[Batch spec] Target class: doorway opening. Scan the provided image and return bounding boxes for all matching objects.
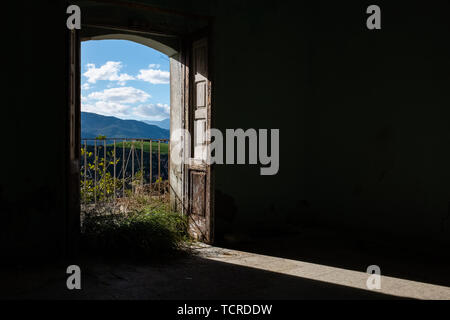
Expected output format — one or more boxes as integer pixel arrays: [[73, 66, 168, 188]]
[[68, 19, 214, 260], [67, 23, 214, 259], [80, 39, 171, 210], [76, 35, 186, 257]]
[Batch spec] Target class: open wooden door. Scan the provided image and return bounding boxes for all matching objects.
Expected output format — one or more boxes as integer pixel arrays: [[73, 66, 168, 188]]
[[185, 36, 214, 244]]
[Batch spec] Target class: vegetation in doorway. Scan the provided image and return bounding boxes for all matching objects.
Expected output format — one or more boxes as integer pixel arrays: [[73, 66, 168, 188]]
[[81, 192, 190, 259], [80, 147, 123, 203], [80, 132, 177, 258]]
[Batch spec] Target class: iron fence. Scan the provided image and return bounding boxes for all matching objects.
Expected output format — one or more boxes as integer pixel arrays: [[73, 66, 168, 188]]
[[81, 138, 170, 205]]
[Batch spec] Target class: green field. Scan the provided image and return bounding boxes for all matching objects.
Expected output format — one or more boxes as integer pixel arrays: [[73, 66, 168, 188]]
[[109, 141, 169, 154]]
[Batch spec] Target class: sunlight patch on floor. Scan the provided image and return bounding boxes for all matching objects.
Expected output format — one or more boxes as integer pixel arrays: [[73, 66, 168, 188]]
[[192, 244, 450, 300]]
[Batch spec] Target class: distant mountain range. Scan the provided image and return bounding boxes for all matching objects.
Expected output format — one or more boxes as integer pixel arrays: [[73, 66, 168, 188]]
[[81, 112, 170, 139], [143, 118, 170, 130]]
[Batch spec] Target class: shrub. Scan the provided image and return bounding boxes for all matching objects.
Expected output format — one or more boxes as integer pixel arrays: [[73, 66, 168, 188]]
[[80, 147, 124, 203], [81, 197, 189, 259]]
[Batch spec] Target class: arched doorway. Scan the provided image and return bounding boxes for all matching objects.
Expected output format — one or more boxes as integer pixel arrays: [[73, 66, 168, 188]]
[[66, 14, 214, 256]]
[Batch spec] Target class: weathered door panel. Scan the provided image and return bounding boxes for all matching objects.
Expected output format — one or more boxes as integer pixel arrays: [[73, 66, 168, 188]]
[[192, 38, 209, 161], [190, 170, 206, 217], [186, 37, 213, 243]]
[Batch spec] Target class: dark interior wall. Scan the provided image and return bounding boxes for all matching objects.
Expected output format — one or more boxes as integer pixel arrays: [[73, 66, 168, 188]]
[[2, 0, 449, 260], [210, 0, 450, 251], [1, 1, 69, 260], [0, 0, 213, 261], [211, 1, 310, 237]]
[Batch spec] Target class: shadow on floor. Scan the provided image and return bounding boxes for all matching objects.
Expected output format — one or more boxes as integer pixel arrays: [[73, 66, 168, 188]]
[[0, 253, 406, 300]]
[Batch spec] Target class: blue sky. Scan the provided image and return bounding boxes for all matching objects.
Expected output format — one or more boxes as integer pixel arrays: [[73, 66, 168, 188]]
[[81, 40, 170, 122]]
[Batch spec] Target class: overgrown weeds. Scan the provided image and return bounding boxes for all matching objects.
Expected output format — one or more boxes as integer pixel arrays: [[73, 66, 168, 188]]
[[81, 191, 190, 259]]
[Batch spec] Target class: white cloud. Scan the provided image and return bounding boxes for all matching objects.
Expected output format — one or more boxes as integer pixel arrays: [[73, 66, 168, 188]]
[[137, 65, 170, 84], [83, 61, 135, 85], [82, 86, 169, 121], [82, 101, 130, 118], [81, 83, 90, 90], [134, 103, 170, 121], [88, 87, 150, 104]]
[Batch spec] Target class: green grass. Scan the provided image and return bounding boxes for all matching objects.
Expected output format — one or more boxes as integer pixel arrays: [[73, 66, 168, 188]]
[[81, 196, 189, 258], [109, 141, 169, 155]]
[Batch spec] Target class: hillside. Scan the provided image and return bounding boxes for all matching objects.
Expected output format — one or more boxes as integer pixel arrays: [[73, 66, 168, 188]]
[[143, 118, 170, 130], [81, 112, 170, 139]]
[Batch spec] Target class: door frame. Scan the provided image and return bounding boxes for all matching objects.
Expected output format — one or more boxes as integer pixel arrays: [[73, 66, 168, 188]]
[[66, 28, 81, 257], [66, 25, 215, 257]]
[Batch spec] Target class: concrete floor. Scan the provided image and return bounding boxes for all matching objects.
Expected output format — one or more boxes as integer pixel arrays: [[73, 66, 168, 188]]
[[195, 244, 450, 300], [1, 242, 449, 300]]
